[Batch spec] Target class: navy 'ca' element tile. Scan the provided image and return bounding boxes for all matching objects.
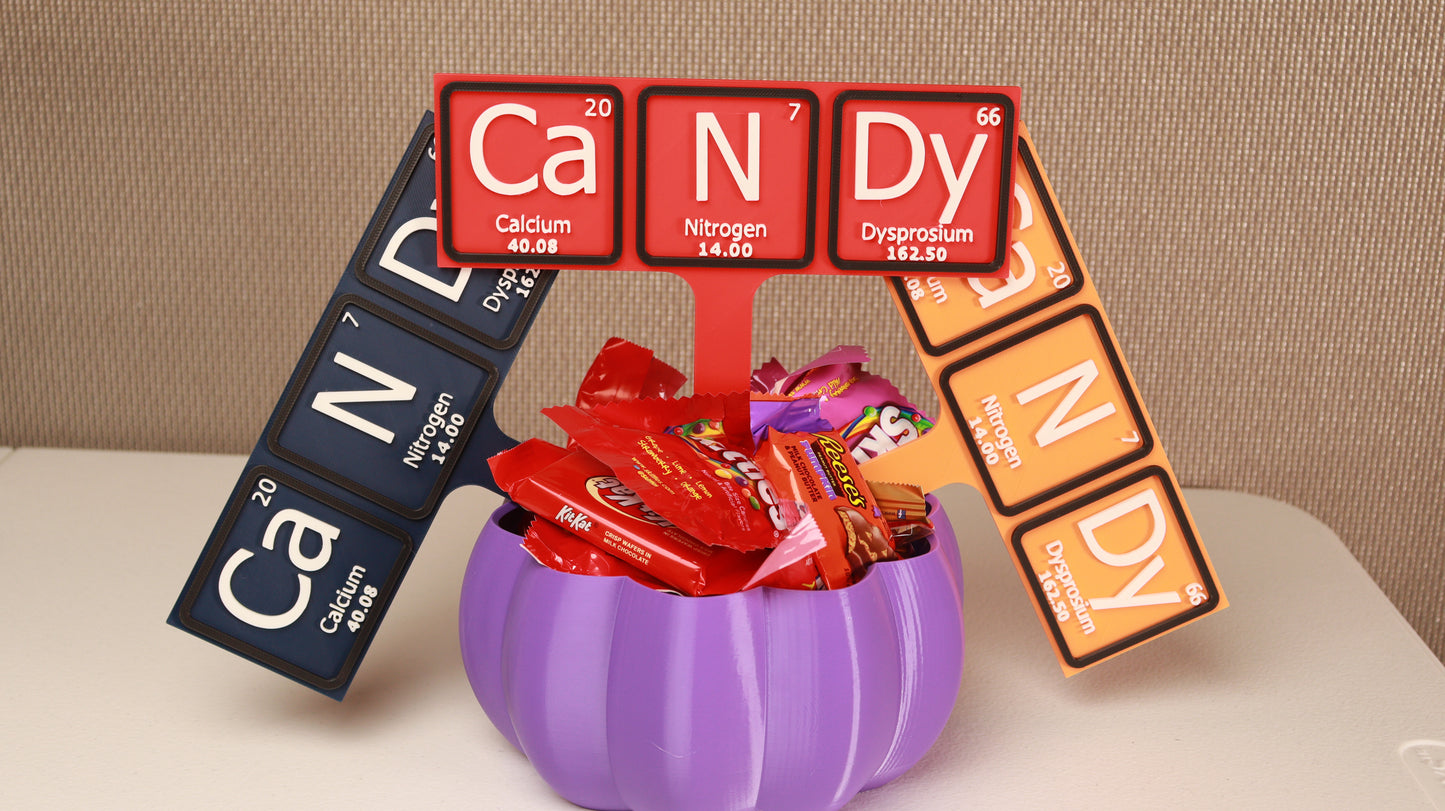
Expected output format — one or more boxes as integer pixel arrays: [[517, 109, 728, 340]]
[[175, 468, 413, 691], [268, 296, 497, 519], [353, 132, 551, 351]]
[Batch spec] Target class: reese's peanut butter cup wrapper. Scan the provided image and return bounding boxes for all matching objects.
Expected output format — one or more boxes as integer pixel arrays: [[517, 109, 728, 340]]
[[835, 506, 898, 570], [755, 430, 898, 587], [544, 396, 792, 552], [489, 438, 765, 595], [866, 480, 931, 527]]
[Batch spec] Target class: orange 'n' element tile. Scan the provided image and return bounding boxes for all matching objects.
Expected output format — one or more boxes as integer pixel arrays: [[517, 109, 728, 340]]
[[940, 306, 1151, 515]]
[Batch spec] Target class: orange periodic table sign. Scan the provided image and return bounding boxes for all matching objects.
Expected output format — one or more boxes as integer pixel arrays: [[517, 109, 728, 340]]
[[862, 123, 1226, 673], [433, 74, 1020, 276]]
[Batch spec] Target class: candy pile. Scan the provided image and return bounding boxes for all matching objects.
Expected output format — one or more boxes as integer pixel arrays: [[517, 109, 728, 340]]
[[489, 338, 936, 595]]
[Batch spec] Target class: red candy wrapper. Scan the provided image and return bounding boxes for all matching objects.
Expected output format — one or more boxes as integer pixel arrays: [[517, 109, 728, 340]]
[[544, 394, 793, 552], [523, 518, 673, 591], [492, 340, 927, 596], [490, 438, 766, 595], [575, 337, 687, 410], [750, 345, 870, 395]]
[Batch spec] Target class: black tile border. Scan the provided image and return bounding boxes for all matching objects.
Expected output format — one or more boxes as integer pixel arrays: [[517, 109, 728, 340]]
[[1010, 466, 1221, 668], [634, 85, 820, 269], [828, 89, 1015, 274], [266, 295, 499, 520], [437, 80, 624, 266], [174, 465, 416, 691], [890, 133, 1082, 356]]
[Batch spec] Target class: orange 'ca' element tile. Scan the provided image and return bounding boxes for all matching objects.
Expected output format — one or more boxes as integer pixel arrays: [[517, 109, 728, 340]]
[[893, 162, 1082, 355]]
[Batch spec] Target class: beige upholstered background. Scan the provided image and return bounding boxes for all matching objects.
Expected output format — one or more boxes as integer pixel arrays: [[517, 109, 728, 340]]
[[3, 3, 1442, 662]]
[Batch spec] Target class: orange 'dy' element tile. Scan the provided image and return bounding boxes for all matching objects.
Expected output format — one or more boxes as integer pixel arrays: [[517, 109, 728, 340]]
[[1013, 468, 1220, 668]]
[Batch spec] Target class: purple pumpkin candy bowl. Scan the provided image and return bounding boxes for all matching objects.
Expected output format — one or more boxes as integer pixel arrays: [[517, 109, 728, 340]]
[[458, 496, 965, 811]]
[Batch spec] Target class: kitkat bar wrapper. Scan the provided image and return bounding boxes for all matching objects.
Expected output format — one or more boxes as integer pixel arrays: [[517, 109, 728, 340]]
[[575, 337, 686, 411], [489, 438, 764, 596], [753, 346, 934, 464], [523, 518, 672, 590], [544, 395, 792, 552]]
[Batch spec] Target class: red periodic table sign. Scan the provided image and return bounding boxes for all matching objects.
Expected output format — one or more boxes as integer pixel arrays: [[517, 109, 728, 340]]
[[435, 74, 1020, 276]]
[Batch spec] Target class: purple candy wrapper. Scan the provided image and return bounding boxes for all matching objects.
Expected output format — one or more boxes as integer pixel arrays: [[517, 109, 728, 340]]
[[748, 396, 831, 444], [751, 346, 934, 463]]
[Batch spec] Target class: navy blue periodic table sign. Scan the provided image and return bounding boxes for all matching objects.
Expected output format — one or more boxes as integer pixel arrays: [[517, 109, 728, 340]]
[[168, 114, 556, 699]]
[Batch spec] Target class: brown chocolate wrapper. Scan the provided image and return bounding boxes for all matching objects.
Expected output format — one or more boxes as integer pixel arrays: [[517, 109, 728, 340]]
[[865, 480, 934, 558]]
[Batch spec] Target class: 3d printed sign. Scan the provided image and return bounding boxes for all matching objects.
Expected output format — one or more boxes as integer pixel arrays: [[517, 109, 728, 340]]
[[169, 78, 1225, 698], [168, 115, 557, 697], [862, 125, 1224, 672], [434, 74, 1020, 276], [435, 74, 1020, 392]]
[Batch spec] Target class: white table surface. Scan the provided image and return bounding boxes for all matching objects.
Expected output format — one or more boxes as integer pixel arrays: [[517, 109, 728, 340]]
[[1, 447, 1443, 809]]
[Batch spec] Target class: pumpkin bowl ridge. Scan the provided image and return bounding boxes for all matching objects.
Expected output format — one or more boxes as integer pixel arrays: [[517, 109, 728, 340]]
[[459, 497, 965, 811]]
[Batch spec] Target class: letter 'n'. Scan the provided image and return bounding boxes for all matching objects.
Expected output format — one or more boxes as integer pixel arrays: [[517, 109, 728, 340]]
[[311, 352, 417, 444], [1016, 359, 1117, 447], [696, 112, 760, 202]]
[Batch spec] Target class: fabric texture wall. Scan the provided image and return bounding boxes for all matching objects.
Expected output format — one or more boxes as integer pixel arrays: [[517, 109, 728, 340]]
[[2, 2, 1441, 661]]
